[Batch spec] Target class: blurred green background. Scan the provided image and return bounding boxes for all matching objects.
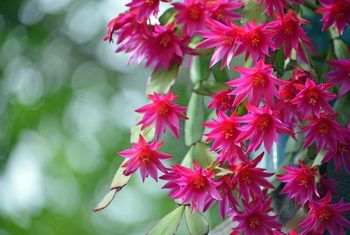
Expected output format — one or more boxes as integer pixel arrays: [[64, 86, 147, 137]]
[[0, 0, 192, 234]]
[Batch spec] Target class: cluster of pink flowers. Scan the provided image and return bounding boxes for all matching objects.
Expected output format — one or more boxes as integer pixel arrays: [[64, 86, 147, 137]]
[[104, 0, 350, 234]]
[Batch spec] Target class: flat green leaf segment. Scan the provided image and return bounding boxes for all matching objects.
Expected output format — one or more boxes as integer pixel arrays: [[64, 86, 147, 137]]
[[147, 206, 185, 235], [185, 207, 209, 235], [185, 93, 205, 146], [190, 56, 211, 83], [130, 115, 155, 143], [181, 142, 217, 168], [93, 159, 132, 212], [146, 64, 179, 95]]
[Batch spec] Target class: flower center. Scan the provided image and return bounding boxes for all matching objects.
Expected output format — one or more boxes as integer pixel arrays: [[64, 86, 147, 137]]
[[257, 114, 272, 132], [141, 153, 151, 162], [252, 72, 266, 87], [318, 122, 329, 136], [283, 21, 296, 36], [307, 89, 318, 106], [241, 172, 252, 184], [333, 3, 347, 19], [248, 215, 261, 229], [193, 178, 205, 189], [338, 143, 348, 155], [158, 102, 170, 115], [297, 174, 309, 188], [189, 7, 200, 20], [159, 34, 171, 47], [249, 31, 262, 47], [213, 9, 224, 21], [224, 126, 237, 139], [145, 0, 155, 6], [318, 208, 331, 221]]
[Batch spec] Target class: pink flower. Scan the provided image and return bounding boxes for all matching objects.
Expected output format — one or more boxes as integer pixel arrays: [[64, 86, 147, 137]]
[[299, 192, 350, 235], [114, 21, 188, 71], [276, 81, 299, 124], [301, 113, 345, 151], [325, 59, 350, 96], [204, 112, 246, 165], [205, 0, 244, 22], [173, 0, 207, 36], [217, 175, 238, 219], [235, 21, 276, 62], [323, 130, 350, 174], [231, 153, 274, 200], [115, 21, 152, 64], [291, 78, 336, 118], [237, 104, 294, 153], [257, 0, 288, 17], [126, 0, 169, 21], [205, 174, 238, 219], [226, 60, 282, 106], [103, 10, 137, 43], [233, 196, 281, 235], [135, 91, 187, 139], [316, 0, 350, 35], [119, 135, 171, 182], [161, 162, 222, 212], [269, 12, 312, 63], [291, 67, 309, 84], [197, 20, 242, 68], [208, 89, 235, 113], [278, 160, 319, 205], [145, 24, 186, 70]]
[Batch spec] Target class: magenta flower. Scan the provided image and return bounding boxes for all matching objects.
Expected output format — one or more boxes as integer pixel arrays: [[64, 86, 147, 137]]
[[115, 21, 152, 64], [237, 104, 294, 153], [204, 112, 246, 165], [291, 78, 336, 118], [291, 67, 309, 85], [226, 60, 282, 106], [145, 24, 186, 70], [269, 12, 312, 63], [278, 160, 319, 205], [103, 10, 137, 43], [235, 21, 276, 62], [173, 0, 207, 36], [119, 135, 171, 182], [126, 0, 169, 21], [325, 59, 350, 96], [161, 162, 222, 212], [204, 174, 238, 219], [216, 175, 238, 219], [208, 89, 235, 114], [302, 113, 345, 151], [323, 131, 350, 174], [136, 91, 187, 139], [197, 20, 242, 68], [276, 81, 299, 124], [233, 196, 281, 235], [316, 0, 350, 35], [114, 20, 189, 71], [257, 0, 288, 17], [206, 0, 244, 22], [231, 153, 274, 200], [299, 192, 350, 235]]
